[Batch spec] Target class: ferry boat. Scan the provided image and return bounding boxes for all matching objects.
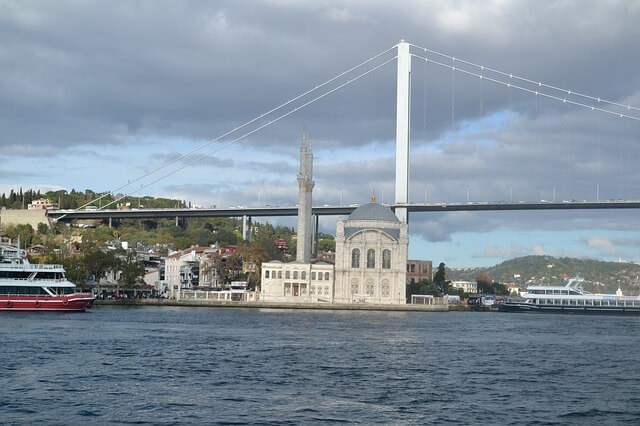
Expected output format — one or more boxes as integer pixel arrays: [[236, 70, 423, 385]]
[[501, 277, 640, 315], [0, 243, 94, 311]]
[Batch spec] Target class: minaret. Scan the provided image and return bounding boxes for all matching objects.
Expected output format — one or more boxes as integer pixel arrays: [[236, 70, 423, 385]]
[[296, 131, 314, 263]]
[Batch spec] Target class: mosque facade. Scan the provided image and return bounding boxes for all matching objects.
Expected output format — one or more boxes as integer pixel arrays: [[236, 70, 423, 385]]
[[260, 133, 408, 305]]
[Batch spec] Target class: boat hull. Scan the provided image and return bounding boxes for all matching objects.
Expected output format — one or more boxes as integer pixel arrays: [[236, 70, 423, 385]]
[[0, 294, 94, 311], [500, 302, 640, 316]]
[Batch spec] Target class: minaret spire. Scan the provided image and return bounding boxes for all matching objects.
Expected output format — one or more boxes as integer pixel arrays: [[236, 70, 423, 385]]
[[296, 130, 314, 263]]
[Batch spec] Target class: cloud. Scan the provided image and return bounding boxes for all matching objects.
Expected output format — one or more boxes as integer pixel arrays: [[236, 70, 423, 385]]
[[583, 236, 618, 256], [2, 1, 640, 265]]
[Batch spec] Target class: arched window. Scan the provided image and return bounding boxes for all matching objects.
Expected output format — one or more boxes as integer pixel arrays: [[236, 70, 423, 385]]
[[325, 272, 330, 281], [382, 249, 391, 269], [367, 249, 375, 268], [351, 249, 360, 268], [293, 271, 298, 279], [301, 271, 306, 280], [311, 272, 316, 280]]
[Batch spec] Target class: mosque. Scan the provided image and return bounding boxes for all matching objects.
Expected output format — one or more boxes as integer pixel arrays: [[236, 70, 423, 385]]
[[260, 133, 408, 304]]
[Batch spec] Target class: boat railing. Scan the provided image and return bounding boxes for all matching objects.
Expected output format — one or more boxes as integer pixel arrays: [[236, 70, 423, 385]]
[[0, 292, 93, 297], [0, 278, 68, 283], [0, 263, 64, 270]]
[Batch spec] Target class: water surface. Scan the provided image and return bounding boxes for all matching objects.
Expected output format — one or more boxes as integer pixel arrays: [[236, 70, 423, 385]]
[[2, 306, 639, 424]]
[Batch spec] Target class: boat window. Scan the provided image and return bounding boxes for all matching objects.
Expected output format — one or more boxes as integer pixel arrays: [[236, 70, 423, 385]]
[[35, 271, 57, 280], [0, 271, 31, 279]]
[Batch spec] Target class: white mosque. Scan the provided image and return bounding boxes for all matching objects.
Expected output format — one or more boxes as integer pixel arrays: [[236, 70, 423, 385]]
[[260, 133, 408, 304]]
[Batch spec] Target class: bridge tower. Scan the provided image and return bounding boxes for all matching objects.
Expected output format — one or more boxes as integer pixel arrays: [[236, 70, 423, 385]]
[[395, 40, 411, 224]]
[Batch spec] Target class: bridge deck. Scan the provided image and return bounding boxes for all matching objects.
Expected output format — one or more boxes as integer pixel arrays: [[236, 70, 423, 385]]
[[46, 200, 640, 221]]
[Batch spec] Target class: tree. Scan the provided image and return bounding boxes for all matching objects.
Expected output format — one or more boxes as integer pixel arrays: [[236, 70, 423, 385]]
[[433, 262, 449, 294], [37, 222, 49, 235], [476, 274, 492, 293], [84, 249, 118, 284], [233, 242, 269, 290], [118, 252, 146, 288]]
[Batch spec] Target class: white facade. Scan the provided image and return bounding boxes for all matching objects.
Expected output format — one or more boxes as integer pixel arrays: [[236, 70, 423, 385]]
[[334, 202, 408, 304], [451, 280, 477, 294], [261, 261, 334, 302]]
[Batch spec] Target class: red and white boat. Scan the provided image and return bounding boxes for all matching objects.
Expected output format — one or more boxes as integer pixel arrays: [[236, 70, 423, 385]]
[[0, 243, 94, 311]]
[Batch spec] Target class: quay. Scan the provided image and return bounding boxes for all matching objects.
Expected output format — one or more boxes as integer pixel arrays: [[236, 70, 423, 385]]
[[95, 299, 449, 312]]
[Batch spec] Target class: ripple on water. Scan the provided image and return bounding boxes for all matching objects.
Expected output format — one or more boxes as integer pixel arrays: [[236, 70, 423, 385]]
[[1, 308, 639, 424]]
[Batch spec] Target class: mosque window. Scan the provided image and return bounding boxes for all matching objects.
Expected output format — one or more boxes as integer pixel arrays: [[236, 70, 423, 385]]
[[318, 272, 323, 281], [324, 286, 329, 295], [382, 250, 391, 269], [367, 249, 375, 268], [301, 271, 306, 280], [293, 271, 298, 279], [351, 279, 359, 294], [366, 284, 374, 295], [285, 271, 290, 279], [351, 249, 360, 268], [311, 272, 316, 280], [324, 272, 330, 281], [265, 270, 270, 278], [278, 271, 282, 279]]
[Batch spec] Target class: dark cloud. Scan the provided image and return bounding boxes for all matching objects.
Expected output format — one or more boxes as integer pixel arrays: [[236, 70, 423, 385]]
[[2, 1, 640, 263]]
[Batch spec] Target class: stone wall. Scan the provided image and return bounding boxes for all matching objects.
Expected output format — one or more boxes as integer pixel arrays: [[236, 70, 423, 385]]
[[0, 209, 49, 229]]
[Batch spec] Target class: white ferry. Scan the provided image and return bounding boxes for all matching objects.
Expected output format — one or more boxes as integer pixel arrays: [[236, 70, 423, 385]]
[[501, 277, 640, 315], [0, 244, 94, 311]]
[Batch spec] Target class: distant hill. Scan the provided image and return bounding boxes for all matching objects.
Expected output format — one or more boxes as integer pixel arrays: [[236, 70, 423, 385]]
[[447, 255, 640, 295]]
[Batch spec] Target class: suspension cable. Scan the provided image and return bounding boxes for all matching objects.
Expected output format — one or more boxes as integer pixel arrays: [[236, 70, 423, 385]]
[[410, 43, 640, 113], [411, 54, 640, 122], [95, 56, 398, 211], [55, 46, 397, 220]]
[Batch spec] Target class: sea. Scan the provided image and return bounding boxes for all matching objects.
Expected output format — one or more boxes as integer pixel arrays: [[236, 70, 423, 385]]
[[1, 306, 639, 425]]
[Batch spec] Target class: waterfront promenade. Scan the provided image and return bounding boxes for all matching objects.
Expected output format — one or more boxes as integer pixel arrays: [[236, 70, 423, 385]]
[[95, 299, 450, 312]]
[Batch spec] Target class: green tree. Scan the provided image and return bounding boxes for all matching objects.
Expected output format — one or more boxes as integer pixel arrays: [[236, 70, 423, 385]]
[[118, 252, 146, 288], [84, 249, 118, 284], [433, 262, 449, 293], [37, 222, 49, 235], [233, 242, 269, 290]]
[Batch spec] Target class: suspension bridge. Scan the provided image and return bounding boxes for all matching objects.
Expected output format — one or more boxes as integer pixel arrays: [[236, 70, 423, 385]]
[[47, 40, 640, 235]]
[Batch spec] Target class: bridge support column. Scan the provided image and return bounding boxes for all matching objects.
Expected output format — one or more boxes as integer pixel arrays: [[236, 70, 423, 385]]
[[242, 215, 247, 241], [175, 216, 179, 227], [108, 217, 112, 228], [312, 214, 319, 258], [395, 39, 411, 224]]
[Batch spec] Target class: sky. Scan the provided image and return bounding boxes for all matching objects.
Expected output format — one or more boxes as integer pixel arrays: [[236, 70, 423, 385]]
[[2, 0, 640, 267]]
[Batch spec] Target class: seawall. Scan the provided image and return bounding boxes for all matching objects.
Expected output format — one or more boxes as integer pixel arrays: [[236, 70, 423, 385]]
[[95, 299, 450, 312]]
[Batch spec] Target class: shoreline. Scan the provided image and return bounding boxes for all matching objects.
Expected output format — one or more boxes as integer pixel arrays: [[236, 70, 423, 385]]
[[95, 299, 455, 312]]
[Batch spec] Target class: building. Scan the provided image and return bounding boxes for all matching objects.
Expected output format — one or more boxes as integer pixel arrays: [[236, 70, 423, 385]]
[[406, 259, 432, 284], [260, 132, 409, 305], [333, 196, 408, 304], [450, 280, 477, 294], [27, 198, 58, 210]]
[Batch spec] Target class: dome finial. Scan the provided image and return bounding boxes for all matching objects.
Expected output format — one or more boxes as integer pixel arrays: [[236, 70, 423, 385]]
[[371, 192, 376, 204]]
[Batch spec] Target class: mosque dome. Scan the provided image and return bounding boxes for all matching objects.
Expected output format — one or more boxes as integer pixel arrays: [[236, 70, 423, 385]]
[[347, 198, 399, 223]]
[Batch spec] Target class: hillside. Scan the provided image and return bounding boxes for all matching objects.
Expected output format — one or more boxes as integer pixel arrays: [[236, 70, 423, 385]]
[[448, 255, 640, 295]]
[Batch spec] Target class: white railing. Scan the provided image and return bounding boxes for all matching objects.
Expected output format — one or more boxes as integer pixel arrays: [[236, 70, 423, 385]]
[[0, 263, 64, 270]]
